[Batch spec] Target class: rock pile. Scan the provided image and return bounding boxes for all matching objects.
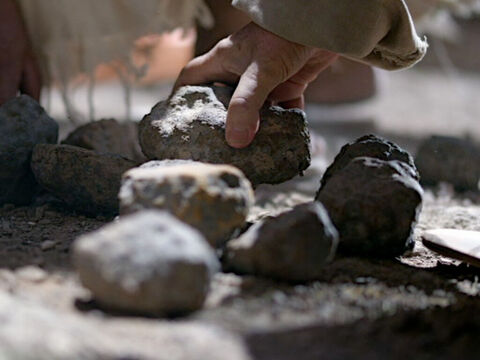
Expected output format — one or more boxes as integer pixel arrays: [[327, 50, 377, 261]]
[[32, 144, 136, 215], [223, 202, 338, 282], [119, 161, 254, 247], [62, 118, 146, 163], [0, 95, 58, 205], [73, 210, 220, 315], [415, 135, 480, 192], [139, 85, 311, 186]]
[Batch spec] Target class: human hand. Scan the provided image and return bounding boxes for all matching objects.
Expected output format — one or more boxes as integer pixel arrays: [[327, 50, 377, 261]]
[[0, 0, 41, 105], [175, 22, 338, 148]]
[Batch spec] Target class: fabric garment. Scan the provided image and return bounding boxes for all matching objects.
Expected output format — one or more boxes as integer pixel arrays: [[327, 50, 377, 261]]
[[16, 0, 212, 120], [232, 0, 429, 70]]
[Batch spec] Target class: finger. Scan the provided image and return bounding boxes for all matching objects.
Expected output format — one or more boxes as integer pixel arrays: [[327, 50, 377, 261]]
[[279, 95, 304, 110], [173, 48, 238, 92], [269, 79, 307, 104], [269, 56, 337, 103], [226, 62, 280, 148], [20, 53, 41, 101]]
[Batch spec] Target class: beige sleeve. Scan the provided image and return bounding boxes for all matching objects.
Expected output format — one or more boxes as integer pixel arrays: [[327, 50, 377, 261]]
[[232, 0, 428, 70]]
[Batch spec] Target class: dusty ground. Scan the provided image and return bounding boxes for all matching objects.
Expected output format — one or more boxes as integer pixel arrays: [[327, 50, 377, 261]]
[[1, 125, 480, 359]]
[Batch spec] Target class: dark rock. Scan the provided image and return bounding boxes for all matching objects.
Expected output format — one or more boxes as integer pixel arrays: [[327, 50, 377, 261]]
[[223, 203, 338, 282], [139, 85, 311, 186], [119, 161, 254, 247], [31, 144, 136, 215], [415, 135, 480, 191], [62, 118, 146, 163], [316, 157, 423, 258], [73, 210, 220, 315], [319, 134, 418, 192], [0, 95, 58, 205]]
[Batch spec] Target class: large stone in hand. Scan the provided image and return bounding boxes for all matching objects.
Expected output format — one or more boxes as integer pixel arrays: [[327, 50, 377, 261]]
[[139, 85, 311, 186], [0, 95, 58, 205]]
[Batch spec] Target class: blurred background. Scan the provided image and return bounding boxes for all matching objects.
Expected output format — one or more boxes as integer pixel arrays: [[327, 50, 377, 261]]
[[44, 0, 480, 156]]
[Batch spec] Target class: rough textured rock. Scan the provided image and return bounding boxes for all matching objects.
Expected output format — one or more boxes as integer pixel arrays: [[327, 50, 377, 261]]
[[139, 85, 311, 186], [415, 135, 480, 191], [0, 291, 250, 360], [139, 159, 194, 169], [223, 202, 339, 282], [120, 161, 254, 247], [316, 157, 423, 258], [31, 144, 136, 215], [319, 134, 418, 192], [0, 95, 58, 205], [73, 210, 220, 315], [62, 118, 146, 162]]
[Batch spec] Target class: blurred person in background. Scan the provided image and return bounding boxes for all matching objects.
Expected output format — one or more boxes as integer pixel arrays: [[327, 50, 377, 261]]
[[1, 0, 476, 147]]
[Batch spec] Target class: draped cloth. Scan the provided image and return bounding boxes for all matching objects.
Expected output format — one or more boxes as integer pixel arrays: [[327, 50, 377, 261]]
[[16, 0, 213, 120]]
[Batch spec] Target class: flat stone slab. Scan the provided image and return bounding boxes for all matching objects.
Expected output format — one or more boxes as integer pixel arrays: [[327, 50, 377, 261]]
[[139, 85, 311, 186], [422, 228, 480, 267]]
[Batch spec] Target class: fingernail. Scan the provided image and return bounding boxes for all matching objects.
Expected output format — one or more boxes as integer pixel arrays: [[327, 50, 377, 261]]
[[227, 127, 252, 148]]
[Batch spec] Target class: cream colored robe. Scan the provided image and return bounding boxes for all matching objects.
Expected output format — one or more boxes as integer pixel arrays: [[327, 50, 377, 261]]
[[15, 0, 474, 118]]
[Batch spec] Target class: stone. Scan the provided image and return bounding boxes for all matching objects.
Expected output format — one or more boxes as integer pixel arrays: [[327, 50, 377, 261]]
[[119, 161, 254, 247], [422, 229, 480, 268], [0, 291, 250, 360], [223, 202, 339, 282], [319, 134, 418, 192], [31, 144, 136, 215], [62, 118, 146, 163], [415, 136, 480, 192], [139, 85, 311, 186], [316, 157, 423, 258], [73, 210, 220, 315], [0, 95, 58, 205]]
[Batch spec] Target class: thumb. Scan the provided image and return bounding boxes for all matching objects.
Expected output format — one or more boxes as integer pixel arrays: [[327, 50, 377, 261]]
[[226, 63, 279, 148]]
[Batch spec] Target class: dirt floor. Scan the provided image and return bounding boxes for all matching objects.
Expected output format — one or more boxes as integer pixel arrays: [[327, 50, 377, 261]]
[[1, 123, 480, 359]]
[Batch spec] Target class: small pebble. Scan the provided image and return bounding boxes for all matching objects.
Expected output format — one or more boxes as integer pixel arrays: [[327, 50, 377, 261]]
[[16, 266, 47, 283], [41, 240, 57, 251]]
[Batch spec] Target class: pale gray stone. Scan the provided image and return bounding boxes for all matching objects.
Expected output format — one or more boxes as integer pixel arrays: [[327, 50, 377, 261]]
[[73, 210, 220, 315]]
